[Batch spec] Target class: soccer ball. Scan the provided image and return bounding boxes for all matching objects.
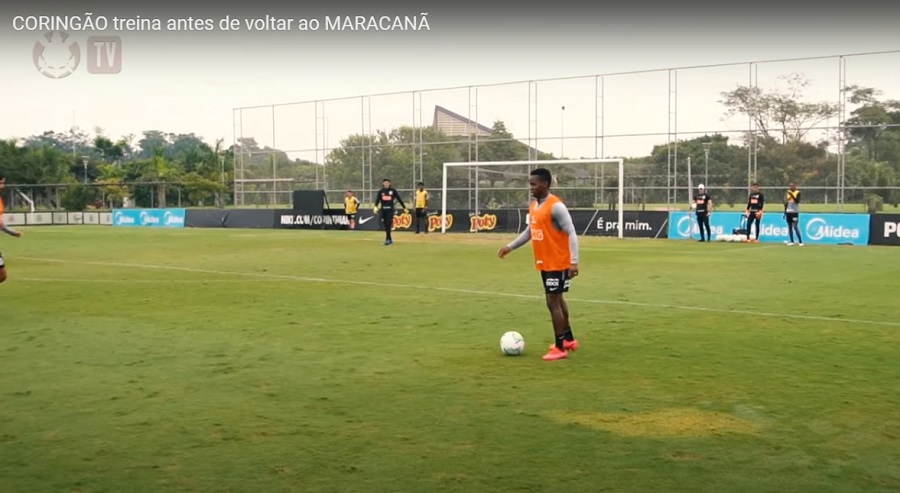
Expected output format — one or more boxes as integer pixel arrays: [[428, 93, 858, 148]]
[[500, 331, 525, 356]]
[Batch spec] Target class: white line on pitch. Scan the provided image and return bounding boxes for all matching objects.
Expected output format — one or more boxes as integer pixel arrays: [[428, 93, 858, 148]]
[[19, 256, 900, 328], [17, 277, 291, 283]]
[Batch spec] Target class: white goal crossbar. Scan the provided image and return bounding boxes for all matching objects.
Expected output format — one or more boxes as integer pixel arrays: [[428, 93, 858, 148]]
[[440, 158, 625, 238]]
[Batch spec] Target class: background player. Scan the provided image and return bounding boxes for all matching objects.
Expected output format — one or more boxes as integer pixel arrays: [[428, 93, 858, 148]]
[[344, 189, 361, 230], [784, 182, 803, 246], [373, 178, 408, 245], [691, 184, 714, 242], [414, 182, 429, 234], [497, 168, 580, 362], [745, 183, 765, 242], [0, 175, 24, 284]]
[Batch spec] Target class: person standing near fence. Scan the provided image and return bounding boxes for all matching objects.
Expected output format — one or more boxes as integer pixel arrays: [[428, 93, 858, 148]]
[[374, 178, 408, 246], [784, 182, 804, 246], [414, 182, 429, 234], [745, 183, 765, 242], [692, 184, 714, 242], [344, 190, 361, 230]]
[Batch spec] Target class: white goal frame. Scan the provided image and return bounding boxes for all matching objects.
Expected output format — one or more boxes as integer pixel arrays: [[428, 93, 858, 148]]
[[440, 158, 625, 238], [15, 190, 36, 225]]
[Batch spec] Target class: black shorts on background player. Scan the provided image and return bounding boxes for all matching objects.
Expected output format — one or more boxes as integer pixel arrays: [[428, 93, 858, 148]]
[[380, 208, 394, 229], [696, 213, 711, 241], [540, 270, 571, 294], [415, 208, 427, 233]]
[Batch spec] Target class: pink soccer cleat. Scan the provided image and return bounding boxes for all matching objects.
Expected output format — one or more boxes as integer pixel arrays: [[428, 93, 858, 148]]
[[542, 346, 568, 361]]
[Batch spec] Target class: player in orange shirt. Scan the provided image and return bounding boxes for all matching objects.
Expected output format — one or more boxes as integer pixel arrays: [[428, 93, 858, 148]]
[[498, 168, 580, 361], [0, 175, 24, 284]]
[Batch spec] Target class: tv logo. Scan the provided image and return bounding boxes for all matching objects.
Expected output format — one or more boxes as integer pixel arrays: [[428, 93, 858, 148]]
[[86, 36, 122, 74], [32, 31, 122, 78], [884, 222, 900, 238]]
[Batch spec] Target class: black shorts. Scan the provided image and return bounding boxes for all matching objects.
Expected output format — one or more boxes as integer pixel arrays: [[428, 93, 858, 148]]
[[540, 270, 571, 294], [346, 213, 356, 220], [785, 212, 799, 224], [415, 208, 427, 218]]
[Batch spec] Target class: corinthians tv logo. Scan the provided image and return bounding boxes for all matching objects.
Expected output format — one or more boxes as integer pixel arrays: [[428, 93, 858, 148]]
[[33, 31, 80, 78], [32, 30, 122, 79]]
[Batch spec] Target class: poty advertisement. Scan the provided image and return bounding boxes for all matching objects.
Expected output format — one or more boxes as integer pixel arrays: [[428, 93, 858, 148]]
[[112, 208, 186, 228], [667, 211, 870, 245], [868, 214, 900, 246]]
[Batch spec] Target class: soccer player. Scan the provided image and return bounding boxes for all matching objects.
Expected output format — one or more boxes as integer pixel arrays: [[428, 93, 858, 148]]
[[374, 178, 408, 245], [745, 183, 765, 242], [691, 184, 714, 242], [414, 182, 429, 234], [784, 182, 804, 246], [344, 189, 361, 230], [497, 168, 580, 362], [0, 175, 24, 284]]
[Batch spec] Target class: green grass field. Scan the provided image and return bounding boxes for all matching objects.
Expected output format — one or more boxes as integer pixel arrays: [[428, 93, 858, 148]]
[[2, 227, 900, 493]]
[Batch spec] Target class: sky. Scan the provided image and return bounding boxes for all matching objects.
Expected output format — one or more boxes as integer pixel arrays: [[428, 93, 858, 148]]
[[2, 1, 899, 160]]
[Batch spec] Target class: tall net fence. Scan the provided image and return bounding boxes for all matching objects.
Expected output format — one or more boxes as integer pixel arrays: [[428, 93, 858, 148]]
[[442, 160, 625, 212], [233, 51, 900, 213], [2, 182, 215, 212]]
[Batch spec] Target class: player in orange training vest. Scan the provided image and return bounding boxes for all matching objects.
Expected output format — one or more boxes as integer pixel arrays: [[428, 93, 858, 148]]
[[498, 168, 580, 361], [0, 175, 24, 284]]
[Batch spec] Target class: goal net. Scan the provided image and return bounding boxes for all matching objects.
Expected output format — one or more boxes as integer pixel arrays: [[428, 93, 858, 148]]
[[440, 158, 625, 238]]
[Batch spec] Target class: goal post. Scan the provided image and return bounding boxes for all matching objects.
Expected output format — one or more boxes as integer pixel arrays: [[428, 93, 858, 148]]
[[15, 189, 36, 225], [440, 158, 625, 237]]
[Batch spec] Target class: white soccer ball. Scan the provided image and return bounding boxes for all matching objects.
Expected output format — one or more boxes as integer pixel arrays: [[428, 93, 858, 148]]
[[500, 331, 525, 356]]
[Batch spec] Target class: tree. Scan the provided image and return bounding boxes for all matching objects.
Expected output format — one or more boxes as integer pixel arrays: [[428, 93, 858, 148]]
[[60, 184, 97, 211], [195, 138, 231, 208], [720, 73, 839, 144], [647, 134, 747, 205], [327, 127, 467, 198], [473, 121, 530, 188], [146, 148, 181, 208], [136, 130, 170, 159], [92, 128, 130, 165], [475, 122, 527, 163], [843, 85, 900, 163], [844, 155, 897, 209], [95, 163, 130, 208]]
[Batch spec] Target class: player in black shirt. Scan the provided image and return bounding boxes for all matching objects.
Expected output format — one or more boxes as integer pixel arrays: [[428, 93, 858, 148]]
[[692, 184, 714, 242], [744, 183, 765, 242], [374, 178, 408, 246]]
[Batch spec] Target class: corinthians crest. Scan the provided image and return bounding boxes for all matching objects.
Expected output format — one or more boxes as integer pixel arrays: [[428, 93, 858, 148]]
[[33, 31, 81, 79]]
